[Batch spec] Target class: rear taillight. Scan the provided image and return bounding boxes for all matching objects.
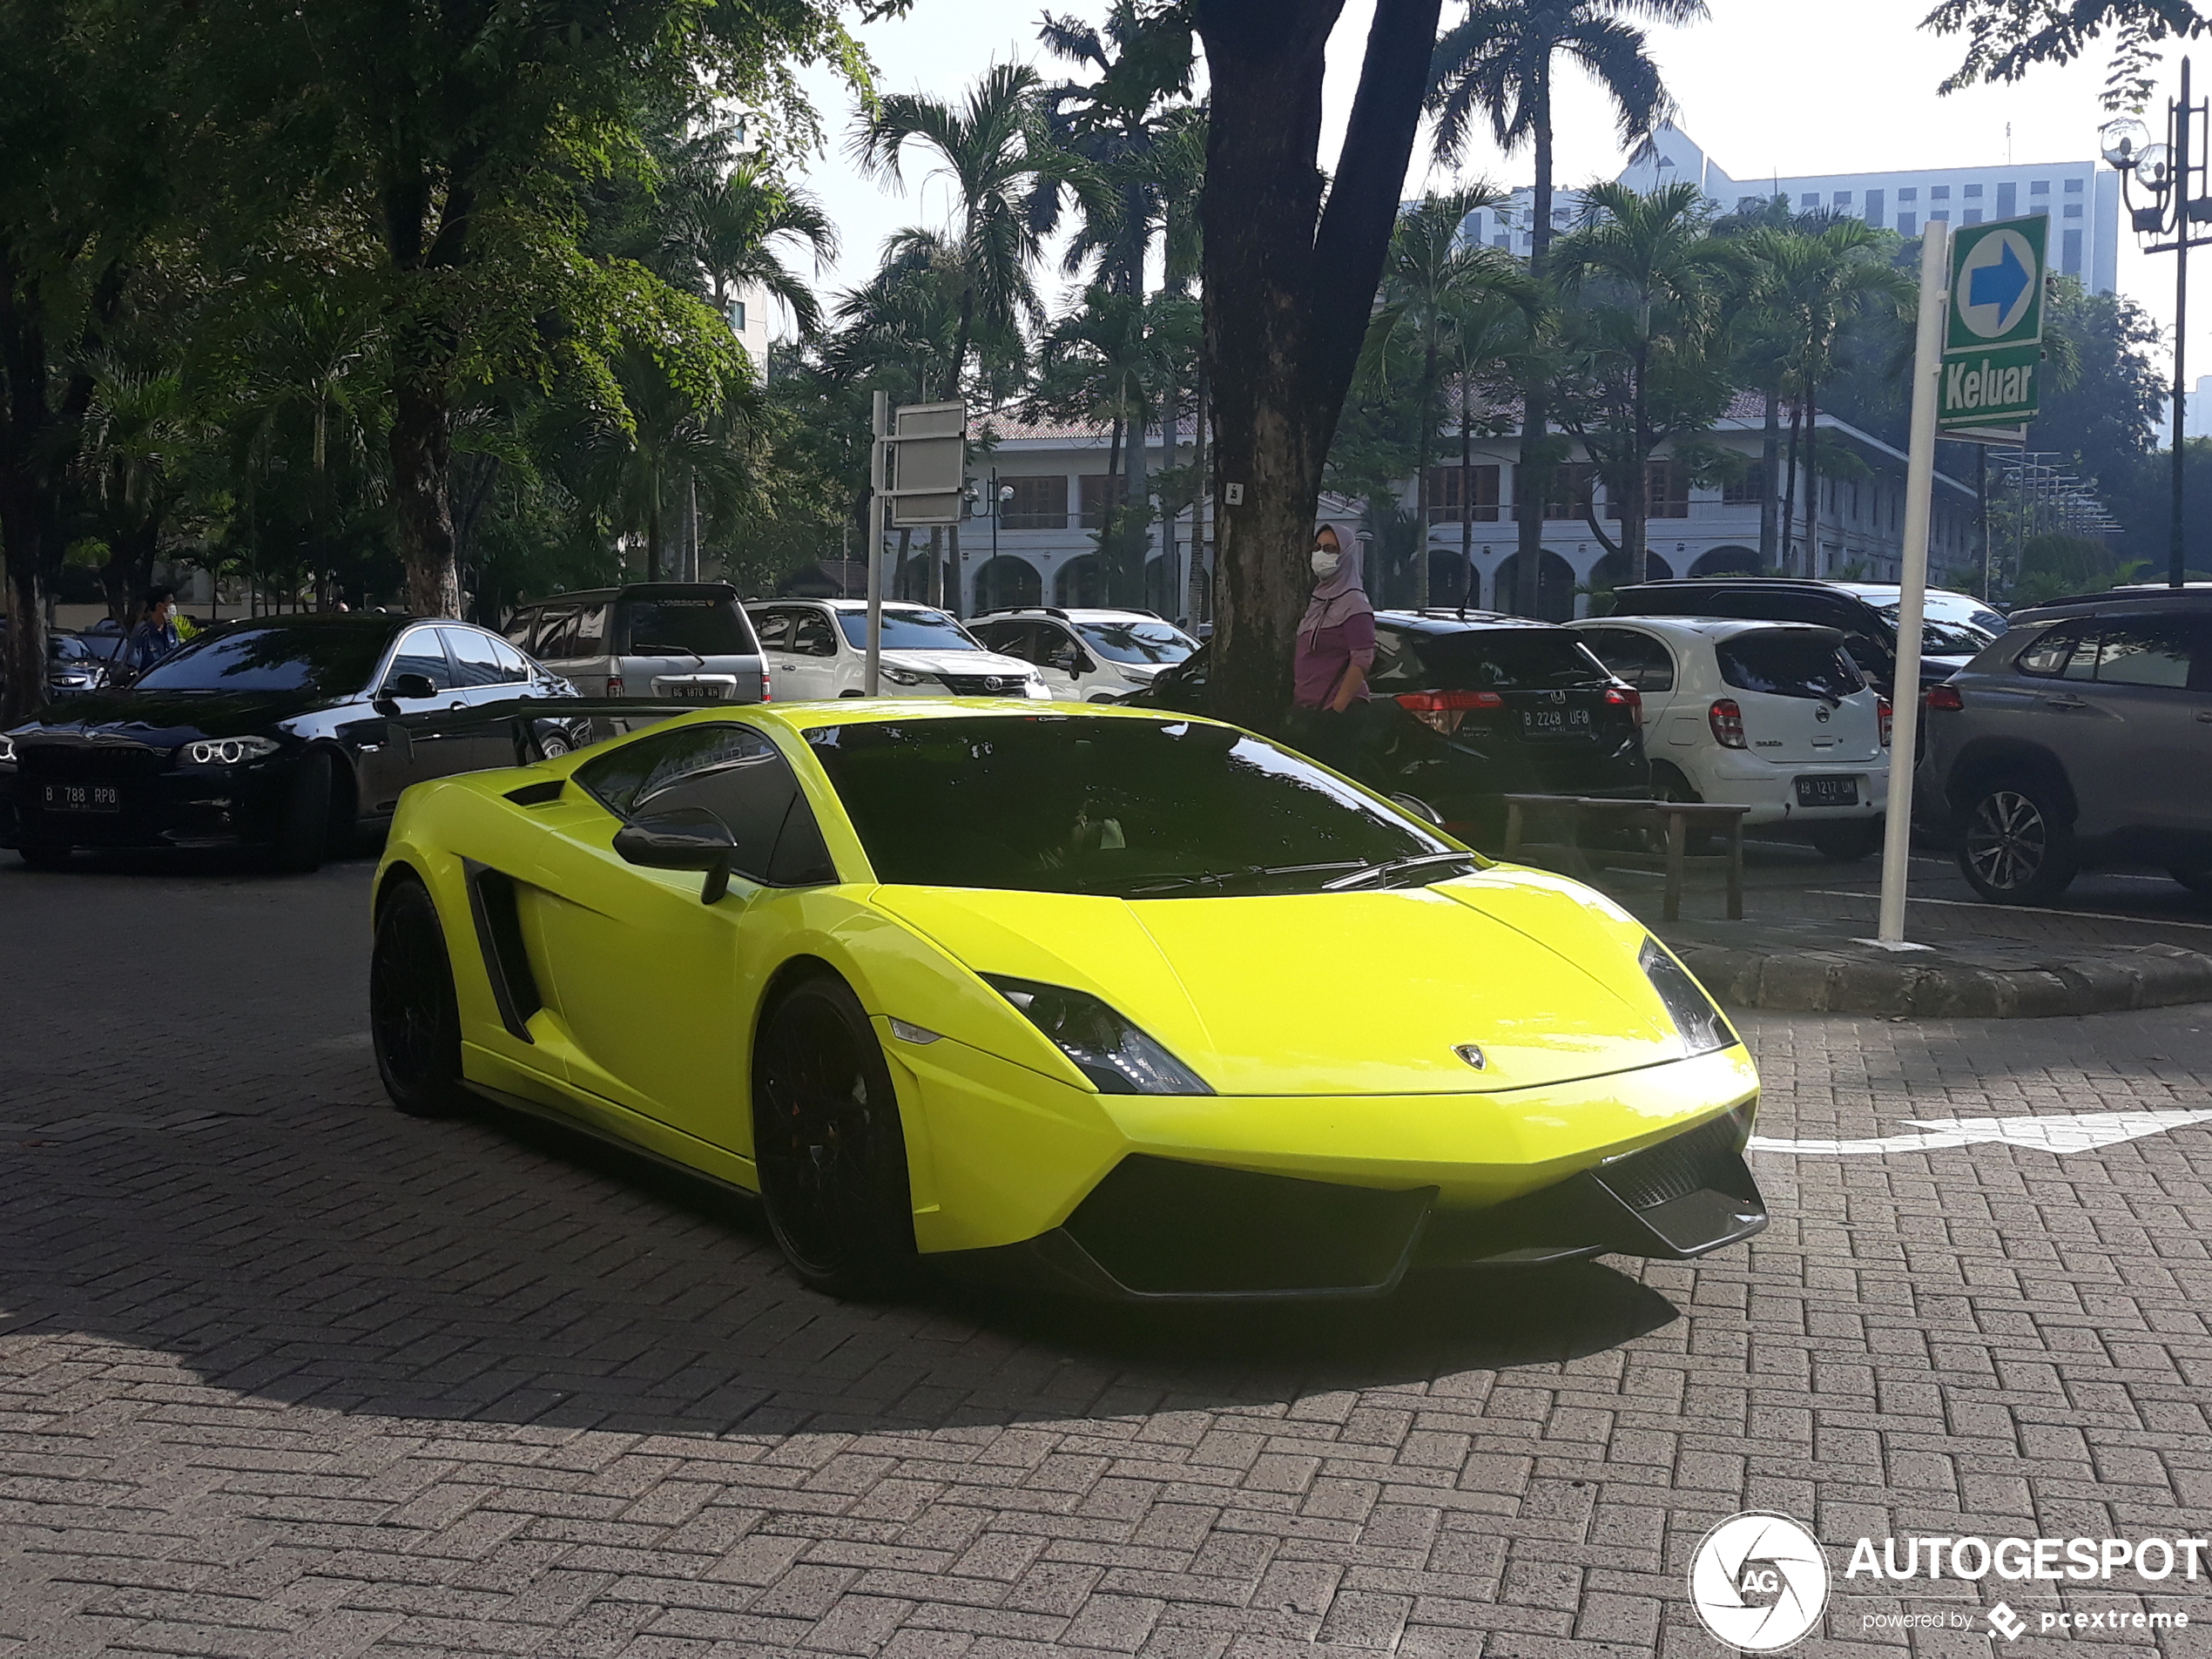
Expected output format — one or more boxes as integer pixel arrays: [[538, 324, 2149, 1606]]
[[1396, 688, 1505, 735], [1604, 684, 1642, 720], [1878, 697, 1893, 746], [1925, 684, 1963, 712], [606, 675, 625, 698], [760, 669, 773, 703], [1709, 698, 1746, 749]]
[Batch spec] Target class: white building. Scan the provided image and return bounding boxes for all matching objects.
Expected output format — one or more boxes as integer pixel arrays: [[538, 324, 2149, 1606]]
[[1463, 123, 2121, 294]]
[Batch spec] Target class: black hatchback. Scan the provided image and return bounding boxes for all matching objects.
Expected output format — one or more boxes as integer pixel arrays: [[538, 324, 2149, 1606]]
[[1124, 610, 1649, 846]]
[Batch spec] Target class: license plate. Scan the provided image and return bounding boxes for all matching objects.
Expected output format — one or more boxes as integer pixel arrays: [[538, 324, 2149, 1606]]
[[666, 683, 725, 700], [1795, 775, 1858, 806], [1521, 706, 1592, 740], [42, 782, 121, 813]]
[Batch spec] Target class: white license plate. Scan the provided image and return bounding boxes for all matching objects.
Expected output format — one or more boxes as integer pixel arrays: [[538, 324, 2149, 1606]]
[[42, 782, 121, 813]]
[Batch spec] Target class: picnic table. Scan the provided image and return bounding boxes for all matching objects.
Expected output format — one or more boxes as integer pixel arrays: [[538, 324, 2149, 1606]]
[[1500, 793, 1751, 922]]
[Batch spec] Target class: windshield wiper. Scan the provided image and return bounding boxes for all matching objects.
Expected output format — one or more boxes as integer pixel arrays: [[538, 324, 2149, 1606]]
[[1117, 860, 1366, 897], [633, 641, 705, 664], [1322, 851, 1480, 892]]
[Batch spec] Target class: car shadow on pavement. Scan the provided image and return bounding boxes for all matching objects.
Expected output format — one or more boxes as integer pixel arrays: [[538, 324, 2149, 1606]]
[[0, 1089, 1681, 1444]]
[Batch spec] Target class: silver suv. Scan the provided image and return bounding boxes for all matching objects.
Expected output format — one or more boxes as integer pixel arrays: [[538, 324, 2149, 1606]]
[[503, 583, 768, 705], [1918, 587, 2212, 903]]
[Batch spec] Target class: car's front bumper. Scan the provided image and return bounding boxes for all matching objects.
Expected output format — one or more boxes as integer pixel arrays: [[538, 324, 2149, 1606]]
[[885, 1032, 1764, 1299], [0, 760, 294, 850]]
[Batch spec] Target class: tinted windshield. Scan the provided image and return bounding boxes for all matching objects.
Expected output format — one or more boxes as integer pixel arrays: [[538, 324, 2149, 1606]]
[[131, 624, 395, 695], [1404, 630, 1612, 691], [1076, 619, 1197, 665], [835, 610, 980, 651], [624, 595, 755, 657], [1870, 595, 2000, 653], [806, 716, 1445, 896], [1716, 632, 1865, 702]]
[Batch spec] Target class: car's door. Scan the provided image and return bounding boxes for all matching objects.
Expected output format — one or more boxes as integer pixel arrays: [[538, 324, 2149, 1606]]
[[2063, 614, 2210, 834], [1994, 618, 2109, 829], [438, 625, 538, 772], [527, 721, 838, 1158], [362, 626, 475, 811]]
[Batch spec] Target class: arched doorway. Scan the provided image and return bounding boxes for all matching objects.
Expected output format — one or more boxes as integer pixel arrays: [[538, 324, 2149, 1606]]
[[971, 556, 1041, 613], [1055, 555, 1103, 607], [1143, 556, 1177, 617], [1591, 549, 1675, 591], [1426, 548, 1477, 610], [1691, 545, 1761, 577], [1491, 550, 1576, 622]]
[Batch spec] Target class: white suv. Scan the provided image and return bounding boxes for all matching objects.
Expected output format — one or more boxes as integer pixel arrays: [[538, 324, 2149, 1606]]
[[968, 608, 1199, 702], [744, 599, 1048, 701], [1568, 616, 1892, 860]]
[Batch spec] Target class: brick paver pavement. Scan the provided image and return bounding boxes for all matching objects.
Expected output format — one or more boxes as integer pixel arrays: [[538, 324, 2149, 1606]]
[[3, 853, 2211, 1656]]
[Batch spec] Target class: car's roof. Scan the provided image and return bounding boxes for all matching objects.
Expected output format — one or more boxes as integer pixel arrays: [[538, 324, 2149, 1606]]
[[517, 583, 737, 605], [748, 598, 942, 613], [1372, 609, 1564, 634], [1572, 615, 1843, 641], [2013, 583, 2212, 617], [972, 606, 1170, 624], [590, 699, 1230, 743]]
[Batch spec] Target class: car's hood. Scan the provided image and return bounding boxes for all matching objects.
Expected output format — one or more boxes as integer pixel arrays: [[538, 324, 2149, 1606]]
[[882, 648, 1036, 678], [872, 868, 1693, 1096], [11, 690, 334, 744]]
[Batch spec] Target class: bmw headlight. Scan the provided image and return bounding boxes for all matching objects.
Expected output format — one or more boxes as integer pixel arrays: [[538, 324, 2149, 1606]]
[[880, 664, 927, 687], [179, 735, 282, 767], [983, 974, 1214, 1095], [1640, 938, 1736, 1056]]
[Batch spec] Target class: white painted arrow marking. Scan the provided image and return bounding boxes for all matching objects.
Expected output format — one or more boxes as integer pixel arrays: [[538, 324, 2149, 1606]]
[[1749, 1109, 2212, 1157]]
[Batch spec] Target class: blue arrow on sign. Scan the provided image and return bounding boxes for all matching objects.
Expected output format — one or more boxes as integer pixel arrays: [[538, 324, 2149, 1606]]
[[1969, 239, 2030, 317]]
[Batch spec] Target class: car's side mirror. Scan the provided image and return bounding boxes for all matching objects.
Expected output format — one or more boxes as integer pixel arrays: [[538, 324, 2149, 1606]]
[[613, 806, 739, 904], [1070, 653, 1096, 675], [387, 671, 438, 701]]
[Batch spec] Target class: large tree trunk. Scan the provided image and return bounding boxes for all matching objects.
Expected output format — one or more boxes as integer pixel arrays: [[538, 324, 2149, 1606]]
[[1459, 380, 1474, 606], [1118, 400, 1150, 607], [1758, 388, 1781, 570], [1186, 356, 1210, 623], [1413, 341, 1438, 609], [1780, 400, 1804, 577], [1195, 0, 1443, 731], [0, 275, 52, 725], [390, 375, 461, 616], [1804, 388, 1820, 578], [1513, 84, 1554, 617]]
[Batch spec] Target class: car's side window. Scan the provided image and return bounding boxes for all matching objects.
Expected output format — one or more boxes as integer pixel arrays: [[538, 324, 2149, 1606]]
[[388, 627, 456, 691], [1579, 628, 1675, 692], [489, 636, 540, 683], [2090, 617, 2195, 689], [792, 611, 839, 657], [571, 604, 610, 657], [503, 608, 537, 649], [575, 724, 836, 886], [1036, 626, 1082, 675], [1366, 629, 1417, 687], [533, 608, 579, 658], [972, 621, 1030, 661], [442, 626, 525, 687], [2015, 623, 2097, 678], [751, 609, 795, 651]]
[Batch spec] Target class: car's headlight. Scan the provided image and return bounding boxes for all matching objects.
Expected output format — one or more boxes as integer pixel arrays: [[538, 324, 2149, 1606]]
[[0, 732, 16, 765], [1640, 938, 1736, 1056], [179, 735, 282, 767], [880, 664, 927, 686], [982, 974, 1214, 1095]]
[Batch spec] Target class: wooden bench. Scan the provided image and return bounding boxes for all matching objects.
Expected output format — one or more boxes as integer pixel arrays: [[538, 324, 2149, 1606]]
[[1500, 794, 1751, 922]]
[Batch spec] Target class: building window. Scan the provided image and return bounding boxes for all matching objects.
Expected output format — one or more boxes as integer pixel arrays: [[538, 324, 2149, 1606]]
[[1723, 462, 1769, 506], [1801, 193, 1822, 208], [2066, 177, 2084, 193], [1514, 462, 1595, 521], [1494, 235, 1513, 250], [728, 300, 747, 332], [1077, 473, 1128, 529], [2063, 228, 2083, 276], [1648, 461, 1690, 519], [1426, 463, 1501, 523], [2064, 203, 2083, 218], [1000, 475, 1069, 530], [2031, 179, 2049, 195], [1964, 209, 1983, 224], [1865, 188, 1886, 227], [1965, 182, 1983, 198], [1898, 186, 1919, 202], [1898, 211, 1918, 238], [1932, 185, 1951, 199], [1997, 181, 2017, 217], [1833, 191, 1853, 206], [1930, 210, 1951, 222]]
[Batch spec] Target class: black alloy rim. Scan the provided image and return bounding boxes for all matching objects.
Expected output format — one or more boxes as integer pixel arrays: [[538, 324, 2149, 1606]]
[[1964, 790, 2047, 893], [372, 899, 447, 1091], [758, 997, 875, 1275]]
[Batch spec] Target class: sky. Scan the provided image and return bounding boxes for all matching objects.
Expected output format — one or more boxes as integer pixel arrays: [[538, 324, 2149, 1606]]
[[786, 0, 2182, 378]]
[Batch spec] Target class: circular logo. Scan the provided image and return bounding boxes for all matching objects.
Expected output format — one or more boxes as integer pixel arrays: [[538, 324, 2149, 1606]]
[[1689, 1512, 1829, 1651], [1952, 228, 2039, 341]]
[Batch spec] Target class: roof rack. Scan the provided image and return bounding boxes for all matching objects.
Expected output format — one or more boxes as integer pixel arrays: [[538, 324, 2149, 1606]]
[[2014, 583, 2212, 611]]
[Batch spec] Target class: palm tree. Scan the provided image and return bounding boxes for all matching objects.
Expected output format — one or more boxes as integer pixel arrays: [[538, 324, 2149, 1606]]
[[1549, 179, 1740, 583], [1427, 0, 1708, 614], [1743, 219, 1911, 575], [576, 354, 762, 582], [665, 141, 840, 343], [1358, 186, 1534, 606]]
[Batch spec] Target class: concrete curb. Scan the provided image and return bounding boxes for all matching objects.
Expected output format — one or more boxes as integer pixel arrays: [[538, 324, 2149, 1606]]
[[1665, 925, 2212, 1019]]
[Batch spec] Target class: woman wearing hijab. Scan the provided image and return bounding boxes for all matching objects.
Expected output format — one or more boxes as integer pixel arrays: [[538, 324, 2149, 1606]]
[[1288, 522, 1375, 772]]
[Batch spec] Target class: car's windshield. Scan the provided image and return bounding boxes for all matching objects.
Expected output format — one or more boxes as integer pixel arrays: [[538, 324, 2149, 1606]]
[[624, 595, 754, 657], [131, 624, 395, 695], [1870, 592, 2003, 651], [806, 715, 1447, 897], [1716, 631, 1865, 702], [1076, 619, 1197, 665], [834, 610, 981, 651], [1403, 630, 1613, 691]]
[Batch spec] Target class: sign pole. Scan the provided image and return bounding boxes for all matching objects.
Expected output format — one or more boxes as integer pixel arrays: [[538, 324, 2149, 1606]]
[[1877, 220, 1950, 947], [866, 390, 887, 698]]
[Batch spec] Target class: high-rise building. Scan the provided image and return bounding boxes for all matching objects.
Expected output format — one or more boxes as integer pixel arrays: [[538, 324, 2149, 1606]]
[[1459, 123, 2121, 295]]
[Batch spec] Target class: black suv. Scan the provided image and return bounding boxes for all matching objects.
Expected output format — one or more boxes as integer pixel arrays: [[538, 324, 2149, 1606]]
[[1608, 578, 2000, 696], [1123, 610, 1649, 846], [1918, 584, 2212, 903]]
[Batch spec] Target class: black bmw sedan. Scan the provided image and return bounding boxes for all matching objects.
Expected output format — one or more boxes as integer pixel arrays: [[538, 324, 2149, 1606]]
[[0, 614, 579, 871]]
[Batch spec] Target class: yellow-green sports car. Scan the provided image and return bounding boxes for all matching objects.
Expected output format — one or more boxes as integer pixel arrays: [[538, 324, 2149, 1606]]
[[370, 700, 1764, 1299]]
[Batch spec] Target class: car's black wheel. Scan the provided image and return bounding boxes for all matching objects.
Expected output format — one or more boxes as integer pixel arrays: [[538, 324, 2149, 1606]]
[[273, 750, 332, 873], [752, 974, 914, 1298], [17, 844, 71, 869], [1809, 819, 1883, 861], [370, 878, 472, 1118], [1958, 778, 2078, 905]]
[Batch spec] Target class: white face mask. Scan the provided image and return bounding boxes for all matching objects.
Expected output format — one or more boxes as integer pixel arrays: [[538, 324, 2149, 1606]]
[[1312, 548, 1341, 578]]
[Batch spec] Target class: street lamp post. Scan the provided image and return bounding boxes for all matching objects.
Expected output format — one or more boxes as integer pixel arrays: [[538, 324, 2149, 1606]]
[[2102, 59, 2212, 587]]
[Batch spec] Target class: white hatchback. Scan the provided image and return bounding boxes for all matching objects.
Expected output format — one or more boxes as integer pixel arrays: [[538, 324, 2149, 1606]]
[[744, 599, 1049, 701], [1568, 616, 1892, 860]]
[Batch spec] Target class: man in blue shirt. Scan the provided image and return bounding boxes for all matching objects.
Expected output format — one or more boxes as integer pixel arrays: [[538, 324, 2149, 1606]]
[[125, 588, 183, 674]]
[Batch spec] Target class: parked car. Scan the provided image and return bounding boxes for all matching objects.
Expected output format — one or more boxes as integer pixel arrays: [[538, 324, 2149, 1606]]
[[1607, 577, 1996, 695], [967, 607, 1199, 701], [0, 622, 131, 700], [503, 582, 768, 705], [1918, 585, 2212, 903], [1125, 609, 1649, 845], [1569, 617, 1892, 860], [744, 599, 1048, 700], [0, 614, 582, 872]]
